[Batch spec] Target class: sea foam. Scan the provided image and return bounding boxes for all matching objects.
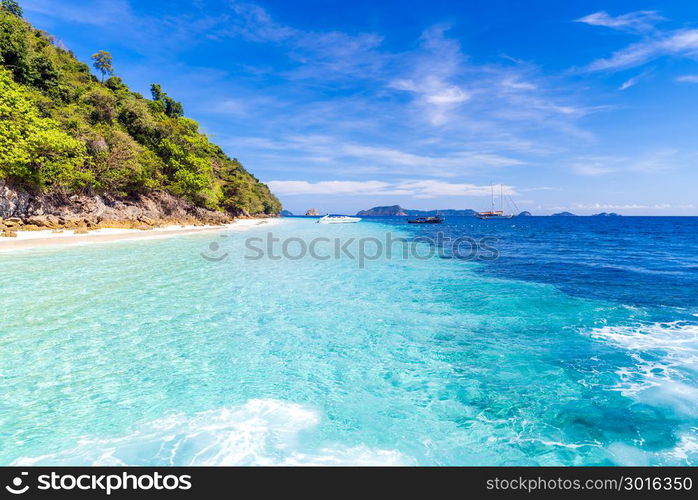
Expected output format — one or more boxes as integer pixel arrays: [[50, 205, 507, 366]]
[[588, 322, 698, 416], [13, 399, 412, 466]]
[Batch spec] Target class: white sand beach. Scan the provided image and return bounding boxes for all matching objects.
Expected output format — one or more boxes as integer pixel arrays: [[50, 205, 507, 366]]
[[0, 218, 281, 252]]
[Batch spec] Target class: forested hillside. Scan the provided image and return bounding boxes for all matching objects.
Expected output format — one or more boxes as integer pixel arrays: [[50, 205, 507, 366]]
[[0, 1, 280, 219]]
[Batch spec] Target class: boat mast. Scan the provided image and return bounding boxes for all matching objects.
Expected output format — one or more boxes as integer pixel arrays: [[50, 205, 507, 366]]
[[500, 184, 504, 212], [491, 183, 495, 211]]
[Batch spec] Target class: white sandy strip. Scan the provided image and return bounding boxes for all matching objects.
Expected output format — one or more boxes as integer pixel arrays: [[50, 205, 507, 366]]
[[0, 218, 281, 252]]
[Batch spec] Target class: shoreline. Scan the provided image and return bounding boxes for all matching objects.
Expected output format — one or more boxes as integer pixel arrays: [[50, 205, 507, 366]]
[[0, 218, 280, 252]]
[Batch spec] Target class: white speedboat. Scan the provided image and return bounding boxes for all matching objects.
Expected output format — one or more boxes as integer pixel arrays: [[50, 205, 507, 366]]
[[317, 214, 362, 224]]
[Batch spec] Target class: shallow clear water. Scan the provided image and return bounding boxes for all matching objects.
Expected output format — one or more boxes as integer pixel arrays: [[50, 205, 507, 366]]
[[1, 217, 697, 465]]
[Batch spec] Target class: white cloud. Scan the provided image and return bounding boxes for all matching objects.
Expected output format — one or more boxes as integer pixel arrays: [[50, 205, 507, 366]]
[[590, 29, 698, 72], [23, 0, 133, 27], [578, 10, 698, 72], [570, 160, 615, 176], [676, 75, 698, 83], [520, 186, 559, 192], [338, 143, 520, 170], [385, 24, 595, 139], [575, 11, 664, 33], [572, 203, 693, 210], [388, 26, 471, 125], [267, 180, 392, 196], [619, 70, 651, 90], [229, 2, 297, 42], [619, 79, 635, 90], [267, 179, 515, 199], [569, 150, 680, 176], [217, 99, 249, 116], [396, 180, 515, 199], [233, 135, 525, 177], [227, 2, 385, 80], [202, 4, 597, 156], [23, 0, 227, 58], [500, 78, 537, 91], [391, 77, 471, 126]]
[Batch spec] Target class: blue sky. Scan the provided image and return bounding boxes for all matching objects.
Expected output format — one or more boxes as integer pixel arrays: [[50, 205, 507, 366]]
[[23, 0, 698, 214]]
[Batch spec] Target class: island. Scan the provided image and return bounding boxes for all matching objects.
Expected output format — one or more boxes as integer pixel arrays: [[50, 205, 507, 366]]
[[356, 205, 407, 216], [518, 211, 532, 217], [281, 210, 294, 217], [0, 7, 280, 235], [592, 212, 621, 217], [551, 212, 577, 216]]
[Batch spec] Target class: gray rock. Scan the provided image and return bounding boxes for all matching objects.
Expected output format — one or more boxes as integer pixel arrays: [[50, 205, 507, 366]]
[[0, 180, 233, 227]]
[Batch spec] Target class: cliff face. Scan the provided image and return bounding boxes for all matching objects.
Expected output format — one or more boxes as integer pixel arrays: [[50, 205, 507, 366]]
[[0, 180, 231, 231], [0, 9, 280, 225]]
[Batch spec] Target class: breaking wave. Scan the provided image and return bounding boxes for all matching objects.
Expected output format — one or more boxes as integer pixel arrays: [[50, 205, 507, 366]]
[[13, 399, 413, 466], [588, 321, 698, 417]]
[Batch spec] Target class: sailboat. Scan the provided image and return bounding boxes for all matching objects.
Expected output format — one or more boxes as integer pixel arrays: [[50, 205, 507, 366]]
[[476, 184, 516, 220]]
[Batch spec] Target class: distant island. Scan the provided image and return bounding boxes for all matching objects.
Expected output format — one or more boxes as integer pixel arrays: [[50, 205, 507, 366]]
[[356, 205, 477, 217], [281, 210, 294, 217], [354, 206, 629, 218], [356, 205, 407, 216], [550, 211, 621, 217], [355, 205, 542, 217]]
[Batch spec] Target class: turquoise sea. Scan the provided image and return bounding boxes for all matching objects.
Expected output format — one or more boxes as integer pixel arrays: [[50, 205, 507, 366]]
[[1, 216, 697, 465]]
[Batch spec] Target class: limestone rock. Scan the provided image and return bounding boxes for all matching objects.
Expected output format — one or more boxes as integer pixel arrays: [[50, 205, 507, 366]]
[[0, 180, 238, 230]]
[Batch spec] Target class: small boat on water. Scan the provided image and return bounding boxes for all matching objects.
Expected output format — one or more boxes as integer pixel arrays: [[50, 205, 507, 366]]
[[407, 215, 444, 224], [317, 214, 362, 224], [476, 184, 516, 220]]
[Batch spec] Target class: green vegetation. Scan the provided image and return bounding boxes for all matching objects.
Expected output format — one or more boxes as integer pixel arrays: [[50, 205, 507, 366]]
[[0, 7, 280, 215], [91, 50, 113, 82], [1, 1, 22, 18]]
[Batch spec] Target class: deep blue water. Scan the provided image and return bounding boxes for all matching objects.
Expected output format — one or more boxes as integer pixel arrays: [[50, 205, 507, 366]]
[[366, 216, 698, 314]]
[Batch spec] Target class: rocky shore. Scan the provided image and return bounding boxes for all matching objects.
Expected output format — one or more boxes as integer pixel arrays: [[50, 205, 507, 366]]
[[0, 181, 249, 237]]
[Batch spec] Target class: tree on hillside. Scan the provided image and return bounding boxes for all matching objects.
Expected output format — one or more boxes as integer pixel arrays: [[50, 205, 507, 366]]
[[91, 50, 113, 82], [150, 83, 184, 118], [150, 83, 164, 102], [1, 0, 23, 18]]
